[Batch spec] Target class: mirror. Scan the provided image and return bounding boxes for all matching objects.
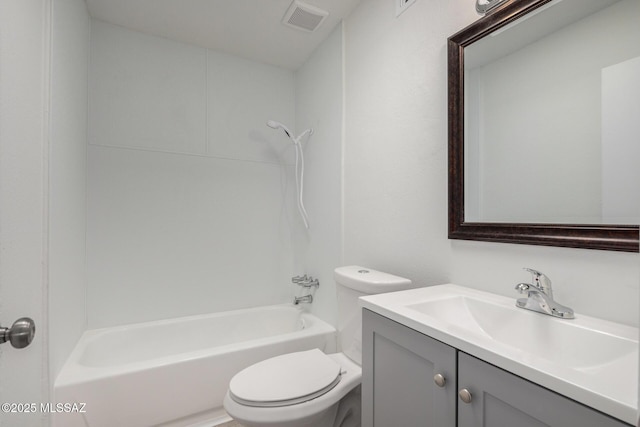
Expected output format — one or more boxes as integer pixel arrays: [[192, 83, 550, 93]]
[[448, 0, 639, 252]]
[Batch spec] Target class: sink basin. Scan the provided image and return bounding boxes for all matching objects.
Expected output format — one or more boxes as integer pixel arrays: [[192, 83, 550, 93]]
[[407, 295, 636, 369], [359, 284, 639, 425]]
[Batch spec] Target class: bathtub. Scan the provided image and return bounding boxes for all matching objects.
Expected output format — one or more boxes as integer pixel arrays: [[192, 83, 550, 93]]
[[54, 304, 336, 427]]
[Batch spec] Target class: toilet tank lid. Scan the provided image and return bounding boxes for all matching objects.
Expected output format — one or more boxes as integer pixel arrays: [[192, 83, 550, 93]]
[[334, 266, 412, 294]]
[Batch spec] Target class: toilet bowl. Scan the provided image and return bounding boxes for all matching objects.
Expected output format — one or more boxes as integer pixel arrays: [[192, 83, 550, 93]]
[[223, 351, 361, 427], [223, 266, 413, 427]]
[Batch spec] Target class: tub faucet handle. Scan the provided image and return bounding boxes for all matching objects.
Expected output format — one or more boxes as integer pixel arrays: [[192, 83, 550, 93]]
[[291, 275, 307, 284], [292, 275, 319, 288]]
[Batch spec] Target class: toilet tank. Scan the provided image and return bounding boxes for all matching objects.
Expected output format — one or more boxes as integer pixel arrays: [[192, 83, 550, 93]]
[[334, 266, 413, 365]]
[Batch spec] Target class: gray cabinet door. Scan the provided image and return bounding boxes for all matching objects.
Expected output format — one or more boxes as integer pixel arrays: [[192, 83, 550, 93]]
[[457, 352, 631, 427], [362, 309, 457, 427]]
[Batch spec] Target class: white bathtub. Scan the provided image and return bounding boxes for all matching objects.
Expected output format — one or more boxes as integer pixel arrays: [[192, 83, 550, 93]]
[[54, 304, 336, 427]]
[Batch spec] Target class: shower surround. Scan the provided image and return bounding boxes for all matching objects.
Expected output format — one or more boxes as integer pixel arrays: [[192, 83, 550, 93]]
[[87, 20, 298, 328]]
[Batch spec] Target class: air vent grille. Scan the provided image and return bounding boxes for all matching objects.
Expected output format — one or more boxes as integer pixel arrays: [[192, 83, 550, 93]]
[[282, 1, 329, 32]]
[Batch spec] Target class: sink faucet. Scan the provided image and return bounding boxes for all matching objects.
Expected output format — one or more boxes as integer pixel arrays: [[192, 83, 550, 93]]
[[515, 268, 574, 319]]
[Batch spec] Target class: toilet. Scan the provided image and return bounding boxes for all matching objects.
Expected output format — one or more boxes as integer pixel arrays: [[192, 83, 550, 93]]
[[223, 266, 413, 427]]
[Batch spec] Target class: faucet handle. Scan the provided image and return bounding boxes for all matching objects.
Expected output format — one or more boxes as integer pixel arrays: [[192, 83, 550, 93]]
[[523, 267, 543, 278], [291, 275, 307, 284], [523, 268, 552, 297], [292, 275, 319, 288]]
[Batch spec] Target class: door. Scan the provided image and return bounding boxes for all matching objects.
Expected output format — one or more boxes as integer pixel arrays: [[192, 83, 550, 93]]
[[457, 352, 630, 427], [0, 1, 49, 426], [362, 309, 457, 427]]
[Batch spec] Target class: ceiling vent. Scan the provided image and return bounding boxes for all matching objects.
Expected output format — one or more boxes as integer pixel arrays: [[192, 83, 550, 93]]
[[282, 1, 329, 32]]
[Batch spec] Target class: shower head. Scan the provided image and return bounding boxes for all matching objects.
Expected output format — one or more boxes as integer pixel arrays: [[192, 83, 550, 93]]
[[266, 120, 291, 138]]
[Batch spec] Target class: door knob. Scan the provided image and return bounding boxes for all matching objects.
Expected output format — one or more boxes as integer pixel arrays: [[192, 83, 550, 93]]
[[0, 317, 35, 349], [434, 373, 446, 387]]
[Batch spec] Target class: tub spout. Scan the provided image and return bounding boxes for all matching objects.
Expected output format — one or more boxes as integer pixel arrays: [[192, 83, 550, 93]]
[[294, 295, 313, 305]]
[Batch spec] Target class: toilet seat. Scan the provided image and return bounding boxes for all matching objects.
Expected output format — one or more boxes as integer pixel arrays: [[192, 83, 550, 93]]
[[229, 349, 342, 408], [224, 352, 362, 427]]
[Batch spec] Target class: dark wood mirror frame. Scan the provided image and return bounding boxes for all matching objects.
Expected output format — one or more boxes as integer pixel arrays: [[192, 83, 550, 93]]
[[447, 0, 639, 252]]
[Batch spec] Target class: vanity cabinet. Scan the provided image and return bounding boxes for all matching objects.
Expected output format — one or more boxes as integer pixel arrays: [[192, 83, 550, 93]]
[[361, 308, 457, 427], [362, 309, 631, 427]]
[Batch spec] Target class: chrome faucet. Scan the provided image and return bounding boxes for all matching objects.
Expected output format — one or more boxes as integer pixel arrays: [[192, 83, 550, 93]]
[[515, 268, 574, 319], [294, 295, 313, 305], [292, 275, 319, 288], [292, 274, 319, 305]]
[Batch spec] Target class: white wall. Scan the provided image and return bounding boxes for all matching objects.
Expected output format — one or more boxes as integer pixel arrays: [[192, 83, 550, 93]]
[[0, 1, 50, 425], [87, 21, 298, 328], [49, 0, 90, 384], [344, 0, 473, 286], [343, 0, 639, 326], [294, 25, 344, 325]]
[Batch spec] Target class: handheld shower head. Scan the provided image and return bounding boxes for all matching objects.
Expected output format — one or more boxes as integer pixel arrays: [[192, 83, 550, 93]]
[[266, 120, 291, 137], [265, 119, 313, 229]]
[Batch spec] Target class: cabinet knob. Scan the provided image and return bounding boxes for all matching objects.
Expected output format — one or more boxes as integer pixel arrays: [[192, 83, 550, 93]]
[[459, 388, 472, 403], [433, 373, 446, 387]]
